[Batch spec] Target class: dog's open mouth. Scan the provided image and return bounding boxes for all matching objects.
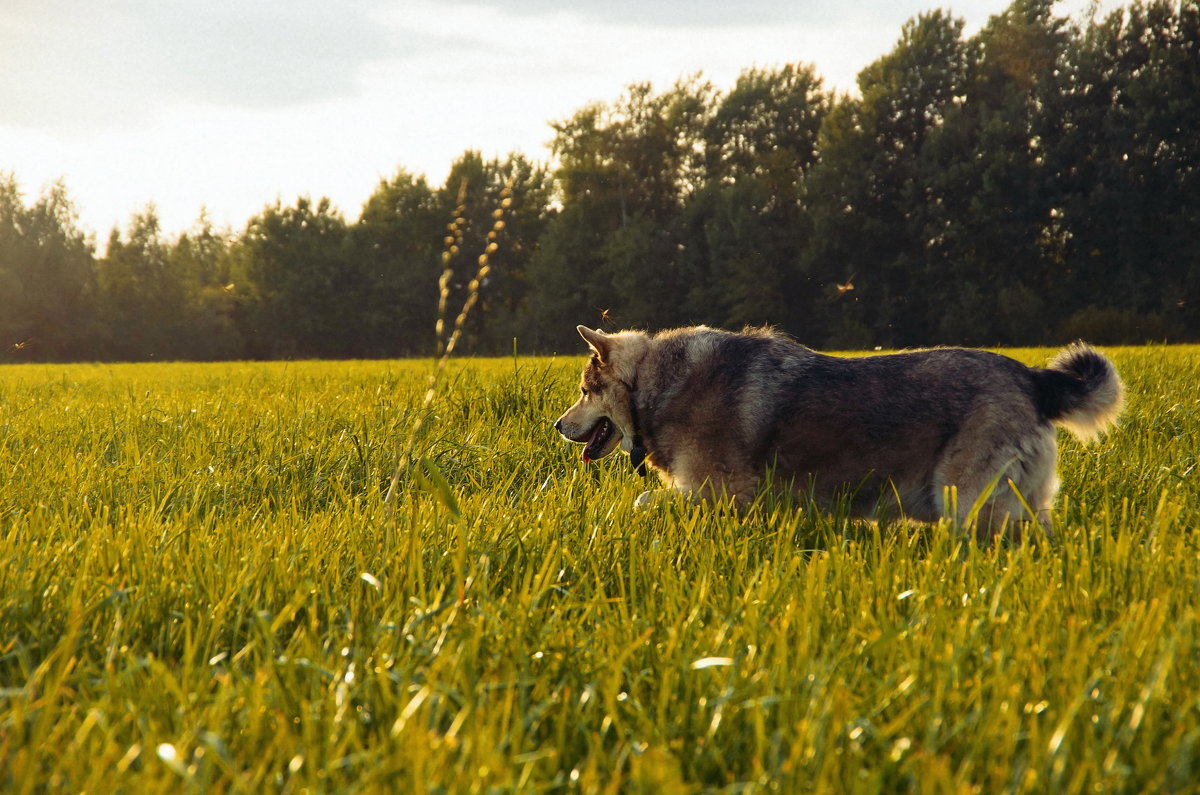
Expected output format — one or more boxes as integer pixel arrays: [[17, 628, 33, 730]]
[[582, 417, 616, 462]]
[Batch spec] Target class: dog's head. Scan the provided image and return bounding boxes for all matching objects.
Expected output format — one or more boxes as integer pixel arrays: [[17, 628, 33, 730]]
[[554, 325, 649, 463]]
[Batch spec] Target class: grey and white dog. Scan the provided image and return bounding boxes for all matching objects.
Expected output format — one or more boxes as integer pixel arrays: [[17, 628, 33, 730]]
[[555, 324, 1124, 538]]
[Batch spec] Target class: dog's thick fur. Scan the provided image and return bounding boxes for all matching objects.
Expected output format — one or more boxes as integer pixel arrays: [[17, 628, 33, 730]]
[[554, 325, 1124, 537]]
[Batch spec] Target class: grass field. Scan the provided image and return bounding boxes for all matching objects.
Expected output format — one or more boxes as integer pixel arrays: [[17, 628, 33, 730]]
[[1, 346, 1198, 793]]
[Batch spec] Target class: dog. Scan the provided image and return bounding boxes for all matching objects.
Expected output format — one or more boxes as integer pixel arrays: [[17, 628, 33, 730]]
[[554, 324, 1124, 538]]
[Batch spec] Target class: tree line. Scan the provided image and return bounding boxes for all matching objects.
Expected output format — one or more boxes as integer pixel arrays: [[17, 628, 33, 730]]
[[2, 0, 1196, 362]]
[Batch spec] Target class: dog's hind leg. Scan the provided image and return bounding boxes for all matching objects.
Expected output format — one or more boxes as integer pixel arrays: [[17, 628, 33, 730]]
[[996, 429, 1060, 542], [934, 425, 1059, 543]]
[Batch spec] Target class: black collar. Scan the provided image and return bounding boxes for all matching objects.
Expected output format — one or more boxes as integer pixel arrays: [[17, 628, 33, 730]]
[[621, 378, 649, 477]]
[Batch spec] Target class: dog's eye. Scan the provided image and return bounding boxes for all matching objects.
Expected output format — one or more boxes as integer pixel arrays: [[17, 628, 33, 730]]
[[580, 387, 589, 397]]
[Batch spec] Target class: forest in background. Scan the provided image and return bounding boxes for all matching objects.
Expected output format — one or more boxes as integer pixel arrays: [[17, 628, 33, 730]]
[[2, 0, 1197, 362]]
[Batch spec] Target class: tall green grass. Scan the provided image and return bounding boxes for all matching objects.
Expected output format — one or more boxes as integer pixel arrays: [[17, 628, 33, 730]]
[[1, 347, 1197, 792]]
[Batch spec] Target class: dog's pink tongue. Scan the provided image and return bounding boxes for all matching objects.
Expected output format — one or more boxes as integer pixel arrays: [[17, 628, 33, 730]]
[[581, 420, 606, 463]]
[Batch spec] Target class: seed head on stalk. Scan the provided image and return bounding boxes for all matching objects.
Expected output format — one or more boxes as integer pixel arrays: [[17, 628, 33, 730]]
[[384, 180, 515, 515]]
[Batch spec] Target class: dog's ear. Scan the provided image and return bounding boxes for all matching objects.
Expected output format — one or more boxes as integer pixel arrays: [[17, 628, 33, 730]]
[[577, 325, 613, 363]]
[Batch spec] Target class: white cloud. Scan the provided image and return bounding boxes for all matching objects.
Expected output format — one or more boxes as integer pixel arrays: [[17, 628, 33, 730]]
[[0, 0, 392, 128]]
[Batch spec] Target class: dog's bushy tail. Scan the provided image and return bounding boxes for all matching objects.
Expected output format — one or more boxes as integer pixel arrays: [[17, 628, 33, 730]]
[[1034, 342, 1125, 442]]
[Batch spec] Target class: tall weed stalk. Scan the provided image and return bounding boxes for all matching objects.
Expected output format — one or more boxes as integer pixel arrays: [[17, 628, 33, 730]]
[[383, 178, 513, 517]]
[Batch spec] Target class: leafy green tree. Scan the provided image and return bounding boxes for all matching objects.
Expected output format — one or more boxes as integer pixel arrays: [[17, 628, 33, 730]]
[[1049, 0, 1199, 340], [553, 79, 712, 222], [807, 11, 972, 347], [353, 170, 442, 357], [232, 197, 353, 358], [98, 208, 192, 360], [916, 0, 1072, 345], [528, 78, 713, 347], [524, 100, 618, 350], [0, 176, 98, 360], [698, 64, 830, 331], [523, 202, 608, 352], [704, 64, 828, 192], [169, 214, 242, 359]]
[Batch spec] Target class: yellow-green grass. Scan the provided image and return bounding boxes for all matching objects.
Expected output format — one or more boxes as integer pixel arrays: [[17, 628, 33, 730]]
[[1, 347, 1197, 793]]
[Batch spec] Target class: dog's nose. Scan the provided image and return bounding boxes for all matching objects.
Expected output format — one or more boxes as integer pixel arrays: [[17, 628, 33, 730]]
[[553, 419, 563, 433]]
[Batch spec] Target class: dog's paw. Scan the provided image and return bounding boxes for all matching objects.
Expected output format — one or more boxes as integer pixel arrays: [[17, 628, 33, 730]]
[[634, 490, 657, 510]]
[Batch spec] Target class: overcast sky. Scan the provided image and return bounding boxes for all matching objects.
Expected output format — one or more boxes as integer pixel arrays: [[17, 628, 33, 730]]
[[1, 0, 1113, 241]]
